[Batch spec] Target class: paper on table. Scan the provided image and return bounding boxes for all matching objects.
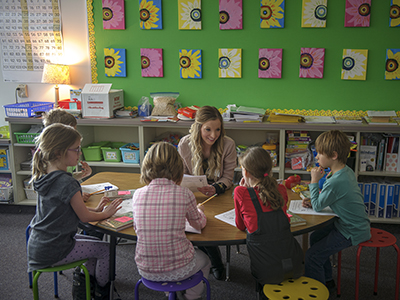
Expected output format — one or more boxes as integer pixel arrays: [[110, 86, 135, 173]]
[[215, 208, 236, 227], [289, 200, 337, 216], [81, 182, 118, 195], [180, 175, 207, 193], [185, 220, 201, 234], [114, 200, 133, 217]]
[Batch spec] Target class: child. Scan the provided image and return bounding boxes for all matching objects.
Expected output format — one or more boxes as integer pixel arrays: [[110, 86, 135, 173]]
[[27, 123, 123, 300], [42, 109, 92, 201], [133, 142, 211, 300], [234, 147, 303, 289], [302, 130, 371, 289]]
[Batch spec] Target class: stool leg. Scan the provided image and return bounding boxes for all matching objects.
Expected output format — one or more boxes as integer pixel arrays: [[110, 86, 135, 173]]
[[53, 272, 58, 298], [32, 271, 41, 300], [355, 246, 363, 300], [202, 276, 211, 300], [373, 247, 380, 295], [226, 245, 231, 281], [168, 292, 176, 300], [337, 251, 341, 297], [134, 279, 142, 300], [394, 244, 400, 300]]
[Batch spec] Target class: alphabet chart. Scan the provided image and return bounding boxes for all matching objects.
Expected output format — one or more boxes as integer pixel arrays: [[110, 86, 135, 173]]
[[0, 0, 63, 82]]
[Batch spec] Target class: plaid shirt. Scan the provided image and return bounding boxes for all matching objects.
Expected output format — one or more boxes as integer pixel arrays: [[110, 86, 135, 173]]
[[132, 178, 207, 274]]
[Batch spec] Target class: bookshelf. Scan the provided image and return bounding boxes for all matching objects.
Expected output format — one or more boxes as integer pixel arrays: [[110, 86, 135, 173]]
[[6, 117, 400, 224]]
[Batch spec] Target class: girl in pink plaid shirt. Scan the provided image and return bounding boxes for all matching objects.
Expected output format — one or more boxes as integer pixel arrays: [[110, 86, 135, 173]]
[[133, 142, 211, 300]]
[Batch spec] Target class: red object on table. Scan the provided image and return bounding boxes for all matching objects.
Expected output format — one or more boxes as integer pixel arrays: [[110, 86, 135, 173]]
[[285, 174, 301, 189]]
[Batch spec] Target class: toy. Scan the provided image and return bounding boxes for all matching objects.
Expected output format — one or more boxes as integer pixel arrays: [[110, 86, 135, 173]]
[[285, 174, 301, 189]]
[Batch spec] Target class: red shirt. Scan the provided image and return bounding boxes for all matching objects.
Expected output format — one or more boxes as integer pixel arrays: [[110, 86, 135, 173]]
[[234, 184, 289, 233]]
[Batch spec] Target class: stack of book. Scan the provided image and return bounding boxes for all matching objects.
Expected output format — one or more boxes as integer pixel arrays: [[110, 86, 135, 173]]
[[334, 115, 363, 124], [268, 113, 304, 123], [97, 212, 134, 231], [285, 131, 311, 170], [232, 106, 265, 123], [364, 110, 398, 126]]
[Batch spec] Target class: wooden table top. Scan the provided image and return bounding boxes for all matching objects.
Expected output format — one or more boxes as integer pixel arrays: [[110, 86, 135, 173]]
[[83, 172, 335, 246]]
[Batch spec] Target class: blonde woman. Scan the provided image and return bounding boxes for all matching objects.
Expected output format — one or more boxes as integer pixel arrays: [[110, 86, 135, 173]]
[[178, 106, 237, 280]]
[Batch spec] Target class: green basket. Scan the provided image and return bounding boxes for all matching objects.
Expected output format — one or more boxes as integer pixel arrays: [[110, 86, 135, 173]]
[[82, 141, 111, 161], [14, 132, 40, 144], [101, 142, 126, 162]]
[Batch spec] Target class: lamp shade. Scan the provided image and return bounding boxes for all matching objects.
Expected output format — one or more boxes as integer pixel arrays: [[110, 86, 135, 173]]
[[41, 63, 71, 85]]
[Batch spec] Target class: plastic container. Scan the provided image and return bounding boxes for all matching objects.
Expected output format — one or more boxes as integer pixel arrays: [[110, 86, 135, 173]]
[[101, 142, 126, 162], [82, 141, 110, 161], [0, 125, 10, 139], [14, 132, 40, 144], [24, 188, 37, 200], [120, 143, 140, 164], [0, 148, 9, 170], [4, 101, 54, 118], [0, 186, 13, 201]]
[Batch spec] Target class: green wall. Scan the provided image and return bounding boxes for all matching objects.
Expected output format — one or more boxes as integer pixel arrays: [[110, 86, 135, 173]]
[[91, 1, 399, 112]]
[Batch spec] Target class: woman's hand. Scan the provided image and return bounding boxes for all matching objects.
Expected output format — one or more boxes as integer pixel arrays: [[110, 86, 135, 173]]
[[198, 185, 216, 196]]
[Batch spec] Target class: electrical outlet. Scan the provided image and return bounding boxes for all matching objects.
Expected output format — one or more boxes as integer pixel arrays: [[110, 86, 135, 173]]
[[17, 84, 28, 98]]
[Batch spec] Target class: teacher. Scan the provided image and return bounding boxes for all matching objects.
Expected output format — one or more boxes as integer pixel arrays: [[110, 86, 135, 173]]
[[178, 106, 237, 280]]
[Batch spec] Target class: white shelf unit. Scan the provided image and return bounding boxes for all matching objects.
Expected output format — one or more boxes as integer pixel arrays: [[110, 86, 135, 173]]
[[6, 117, 400, 224]]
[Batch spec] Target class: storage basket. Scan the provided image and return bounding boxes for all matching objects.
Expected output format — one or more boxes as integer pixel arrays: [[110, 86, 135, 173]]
[[82, 141, 110, 161], [120, 143, 140, 164], [101, 142, 126, 162], [14, 132, 40, 144], [0, 125, 10, 139], [4, 101, 53, 118], [0, 186, 13, 201], [24, 188, 37, 200]]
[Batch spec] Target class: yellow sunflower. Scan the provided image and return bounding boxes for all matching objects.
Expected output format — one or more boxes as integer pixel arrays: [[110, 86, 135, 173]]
[[180, 49, 202, 78], [104, 48, 122, 77], [260, 0, 284, 28], [140, 0, 160, 29], [385, 49, 400, 80]]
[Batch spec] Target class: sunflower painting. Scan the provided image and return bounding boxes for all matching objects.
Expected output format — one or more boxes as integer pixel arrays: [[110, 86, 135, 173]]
[[104, 48, 126, 77], [140, 0, 162, 29], [140, 48, 163, 77], [341, 49, 368, 80], [258, 48, 282, 78], [179, 0, 202, 30], [301, 0, 327, 28], [390, 0, 400, 27], [180, 49, 202, 79], [219, 0, 243, 30], [219, 48, 242, 78], [385, 49, 400, 80], [299, 47, 325, 78], [102, 0, 125, 30], [260, 0, 285, 29], [344, 0, 371, 27]]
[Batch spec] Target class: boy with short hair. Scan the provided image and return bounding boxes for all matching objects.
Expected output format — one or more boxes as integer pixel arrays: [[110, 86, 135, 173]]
[[303, 130, 371, 290]]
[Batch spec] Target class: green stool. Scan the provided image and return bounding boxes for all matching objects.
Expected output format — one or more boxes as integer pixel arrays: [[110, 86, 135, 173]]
[[32, 259, 90, 300]]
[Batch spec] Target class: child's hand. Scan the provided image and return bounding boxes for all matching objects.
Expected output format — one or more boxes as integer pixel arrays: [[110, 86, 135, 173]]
[[310, 166, 325, 184], [79, 161, 92, 179], [82, 192, 90, 202], [95, 196, 111, 212], [197, 203, 205, 212], [302, 198, 312, 208], [103, 198, 123, 217]]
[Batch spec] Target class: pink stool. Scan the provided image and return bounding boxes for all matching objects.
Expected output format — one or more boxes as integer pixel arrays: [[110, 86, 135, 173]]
[[337, 227, 400, 299]]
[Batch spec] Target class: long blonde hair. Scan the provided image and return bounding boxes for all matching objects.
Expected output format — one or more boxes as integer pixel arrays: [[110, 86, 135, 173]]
[[239, 147, 283, 210], [31, 123, 82, 182], [140, 142, 184, 185], [189, 106, 225, 182]]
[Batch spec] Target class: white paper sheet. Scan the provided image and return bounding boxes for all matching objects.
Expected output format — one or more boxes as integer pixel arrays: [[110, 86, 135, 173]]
[[215, 209, 236, 227], [81, 182, 118, 195], [289, 200, 337, 216], [180, 175, 207, 193]]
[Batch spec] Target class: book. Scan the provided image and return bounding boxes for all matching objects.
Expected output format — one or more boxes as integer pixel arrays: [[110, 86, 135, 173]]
[[363, 182, 371, 214], [303, 116, 336, 124], [104, 189, 136, 200], [268, 113, 304, 123], [385, 183, 394, 218], [377, 184, 386, 218], [364, 116, 398, 126], [97, 212, 134, 231], [369, 182, 378, 217], [235, 106, 266, 116], [376, 138, 386, 171], [287, 210, 307, 227], [299, 190, 310, 200], [394, 183, 400, 218], [334, 116, 363, 124], [359, 145, 377, 172]]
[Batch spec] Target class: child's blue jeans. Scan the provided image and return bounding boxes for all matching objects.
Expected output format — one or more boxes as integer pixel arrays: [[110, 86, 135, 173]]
[[304, 222, 352, 285]]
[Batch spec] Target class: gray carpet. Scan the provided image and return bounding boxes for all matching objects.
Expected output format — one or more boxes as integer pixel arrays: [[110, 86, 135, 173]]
[[1, 205, 399, 300]]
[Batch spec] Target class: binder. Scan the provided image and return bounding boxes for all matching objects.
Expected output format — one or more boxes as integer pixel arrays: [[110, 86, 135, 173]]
[[363, 183, 371, 214], [377, 184, 386, 218], [369, 182, 378, 217], [385, 184, 394, 218]]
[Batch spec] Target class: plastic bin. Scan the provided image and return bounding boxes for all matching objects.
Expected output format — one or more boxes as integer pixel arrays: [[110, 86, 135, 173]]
[[24, 188, 37, 200], [82, 141, 110, 161], [14, 132, 40, 144], [4, 101, 53, 118], [0, 125, 10, 139], [120, 143, 140, 164], [101, 142, 126, 162], [0, 186, 13, 201]]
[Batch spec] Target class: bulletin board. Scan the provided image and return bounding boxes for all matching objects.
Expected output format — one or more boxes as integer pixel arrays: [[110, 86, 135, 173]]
[[87, 1, 400, 115]]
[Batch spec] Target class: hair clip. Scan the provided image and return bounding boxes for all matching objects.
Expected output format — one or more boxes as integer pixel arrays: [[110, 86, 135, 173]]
[[263, 173, 268, 177]]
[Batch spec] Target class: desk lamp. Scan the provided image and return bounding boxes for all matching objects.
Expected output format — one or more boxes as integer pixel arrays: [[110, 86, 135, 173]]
[[41, 63, 71, 108]]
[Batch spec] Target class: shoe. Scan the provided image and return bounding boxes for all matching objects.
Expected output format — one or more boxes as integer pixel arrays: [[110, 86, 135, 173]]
[[211, 266, 225, 280], [94, 281, 110, 300], [72, 268, 89, 300], [325, 279, 336, 294]]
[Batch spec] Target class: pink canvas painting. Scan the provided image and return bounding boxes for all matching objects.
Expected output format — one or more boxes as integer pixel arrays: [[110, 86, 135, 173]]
[[102, 0, 125, 30], [258, 48, 282, 78], [299, 47, 325, 79], [344, 0, 371, 27], [140, 48, 163, 77], [219, 0, 242, 30]]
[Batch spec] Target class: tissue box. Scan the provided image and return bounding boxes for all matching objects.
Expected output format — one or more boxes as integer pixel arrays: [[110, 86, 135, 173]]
[[82, 83, 124, 118]]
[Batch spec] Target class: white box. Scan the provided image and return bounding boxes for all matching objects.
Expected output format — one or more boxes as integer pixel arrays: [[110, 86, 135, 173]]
[[82, 84, 124, 118]]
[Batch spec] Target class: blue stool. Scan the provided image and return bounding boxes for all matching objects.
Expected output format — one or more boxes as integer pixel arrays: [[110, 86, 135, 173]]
[[134, 270, 211, 300]]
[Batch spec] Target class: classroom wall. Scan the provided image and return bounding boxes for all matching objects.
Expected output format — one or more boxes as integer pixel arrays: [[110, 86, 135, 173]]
[[91, 0, 400, 112], [0, 0, 91, 126]]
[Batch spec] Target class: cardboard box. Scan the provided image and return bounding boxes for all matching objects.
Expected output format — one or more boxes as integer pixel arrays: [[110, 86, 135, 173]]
[[82, 84, 124, 118]]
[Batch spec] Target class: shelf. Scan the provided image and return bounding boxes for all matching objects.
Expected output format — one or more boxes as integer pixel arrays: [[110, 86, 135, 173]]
[[234, 166, 280, 173], [358, 171, 400, 177], [17, 170, 31, 176], [369, 217, 400, 224], [86, 161, 140, 168], [14, 143, 35, 147], [0, 170, 11, 173]]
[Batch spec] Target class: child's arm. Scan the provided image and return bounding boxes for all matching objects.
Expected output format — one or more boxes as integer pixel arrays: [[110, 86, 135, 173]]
[[70, 191, 122, 222], [186, 194, 207, 230]]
